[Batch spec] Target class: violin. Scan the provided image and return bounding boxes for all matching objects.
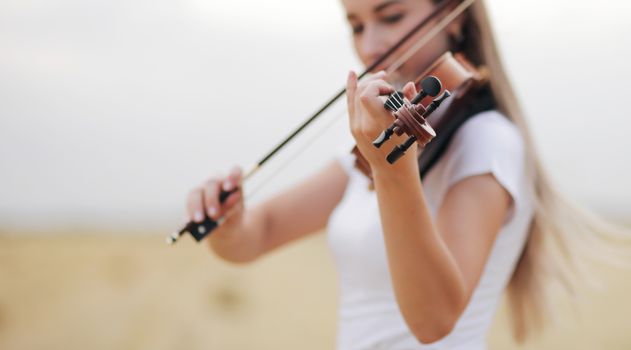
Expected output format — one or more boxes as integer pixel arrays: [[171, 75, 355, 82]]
[[167, 0, 486, 245], [352, 51, 488, 181]]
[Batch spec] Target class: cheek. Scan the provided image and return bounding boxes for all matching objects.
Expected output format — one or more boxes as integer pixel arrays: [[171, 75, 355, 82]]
[[352, 38, 363, 60], [353, 36, 376, 68]]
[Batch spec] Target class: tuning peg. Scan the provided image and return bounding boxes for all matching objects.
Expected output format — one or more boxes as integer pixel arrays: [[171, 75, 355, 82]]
[[373, 123, 397, 148], [411, 76, 442, 104], [422, 90, 451, 117], [384, 91, 405, 112], [386, 135, 417, 164]]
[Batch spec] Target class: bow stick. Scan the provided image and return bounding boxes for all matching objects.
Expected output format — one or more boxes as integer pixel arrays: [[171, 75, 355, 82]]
[[167, 0, 476, 244]]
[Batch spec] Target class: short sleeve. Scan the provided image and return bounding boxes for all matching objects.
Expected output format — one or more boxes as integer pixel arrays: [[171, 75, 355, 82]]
[[441, 110, 526, 220]]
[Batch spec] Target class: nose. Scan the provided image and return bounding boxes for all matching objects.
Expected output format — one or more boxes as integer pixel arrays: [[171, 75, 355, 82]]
[[358, 25, 389, 68]]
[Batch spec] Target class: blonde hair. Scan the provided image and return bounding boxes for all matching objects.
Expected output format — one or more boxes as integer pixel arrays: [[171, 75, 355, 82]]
[[454, 0, 629, 342]]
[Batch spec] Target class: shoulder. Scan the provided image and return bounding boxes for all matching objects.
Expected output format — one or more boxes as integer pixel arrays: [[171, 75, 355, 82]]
[[451, 110, 525, 158], [439, 110, 528, 212]]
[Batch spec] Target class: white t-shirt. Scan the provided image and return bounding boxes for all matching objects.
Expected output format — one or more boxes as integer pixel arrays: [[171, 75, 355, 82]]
[[327, 110, 534, 350]]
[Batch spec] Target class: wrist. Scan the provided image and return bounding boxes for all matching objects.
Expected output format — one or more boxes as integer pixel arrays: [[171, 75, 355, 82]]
[[370, 147, 419, 178], [371, 158, 419, 185]]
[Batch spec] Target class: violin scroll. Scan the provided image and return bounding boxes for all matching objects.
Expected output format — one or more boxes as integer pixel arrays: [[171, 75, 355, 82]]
[[373, 76, 443, 149], [385, 90, 451, 164], [372, 76, 452, 164]]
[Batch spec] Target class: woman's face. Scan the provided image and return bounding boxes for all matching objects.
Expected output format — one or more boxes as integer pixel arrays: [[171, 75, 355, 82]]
[[342, 0, 451, 85]]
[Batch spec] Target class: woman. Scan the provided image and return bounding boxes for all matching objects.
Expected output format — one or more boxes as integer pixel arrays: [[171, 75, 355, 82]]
[[185, 0, 622, 348]]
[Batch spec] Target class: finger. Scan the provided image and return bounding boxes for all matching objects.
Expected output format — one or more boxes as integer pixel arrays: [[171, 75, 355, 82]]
[[356, 70, 389, 91], [347, 70, 358, 130], [223, 190, 243, 214], [203, 178, 222, 220], [402, 82, 417, 101], [359, 80, 396, 114], [367, 70, 387, 80], [359, 79, 395, 99], [223, 166, 243, 192], [222, 167, 244, 212], [349, 70, 386, 97], [187, 188, 205, 223], [354, 71, 389, 115]]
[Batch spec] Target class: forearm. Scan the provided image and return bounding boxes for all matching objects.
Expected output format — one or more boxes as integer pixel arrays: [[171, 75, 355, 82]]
[[345, 71, 508, 343], [208, 161, 348, 263], [372, 162, 467, 339], [207, 206, 268, 264]]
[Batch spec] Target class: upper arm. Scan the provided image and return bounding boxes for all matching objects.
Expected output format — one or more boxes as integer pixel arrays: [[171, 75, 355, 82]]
[[257, 160, 349, 256], [433, 112, 525, 301], [436, 174, 512, 299]]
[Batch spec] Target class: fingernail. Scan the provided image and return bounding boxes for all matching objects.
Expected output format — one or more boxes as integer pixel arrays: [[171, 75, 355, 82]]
[[222, 180, 233, 191], [209, 207, 217, 218], [194, 211, 204, 222]]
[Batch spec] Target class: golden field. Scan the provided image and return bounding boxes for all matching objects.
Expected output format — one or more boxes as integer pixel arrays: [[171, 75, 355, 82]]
[[1, 233, 630, 350]]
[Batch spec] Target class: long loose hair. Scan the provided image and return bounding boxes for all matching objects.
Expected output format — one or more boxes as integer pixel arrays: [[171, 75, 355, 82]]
[[437, 0, 629, 342]]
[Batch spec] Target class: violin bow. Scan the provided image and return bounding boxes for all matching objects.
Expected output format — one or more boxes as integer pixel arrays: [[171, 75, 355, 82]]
[[167, 0, 476, 244]]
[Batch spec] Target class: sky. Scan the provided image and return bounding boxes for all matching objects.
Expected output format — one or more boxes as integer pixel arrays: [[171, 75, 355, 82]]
[[1, 0, 630, 233]]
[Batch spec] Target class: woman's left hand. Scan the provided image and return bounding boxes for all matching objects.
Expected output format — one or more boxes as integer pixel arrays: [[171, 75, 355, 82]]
[[346, 70, 419, 175]]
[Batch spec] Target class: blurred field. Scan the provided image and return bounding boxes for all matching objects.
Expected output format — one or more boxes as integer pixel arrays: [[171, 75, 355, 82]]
[[1, 233, 630, 350]]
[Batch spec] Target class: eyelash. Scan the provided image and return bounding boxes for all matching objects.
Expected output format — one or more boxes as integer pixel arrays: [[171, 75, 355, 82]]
[[382, 14, 404, 24], [352, 13, 404, 35]]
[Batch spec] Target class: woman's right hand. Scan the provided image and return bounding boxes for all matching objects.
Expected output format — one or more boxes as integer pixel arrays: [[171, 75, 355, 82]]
[[186, 167, 244, 233]]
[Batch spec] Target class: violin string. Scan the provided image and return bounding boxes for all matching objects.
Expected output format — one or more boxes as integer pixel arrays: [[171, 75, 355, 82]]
[[383, 0, 476, 120], [387, 87, 405, 110], [389, 92, 404, 110]]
